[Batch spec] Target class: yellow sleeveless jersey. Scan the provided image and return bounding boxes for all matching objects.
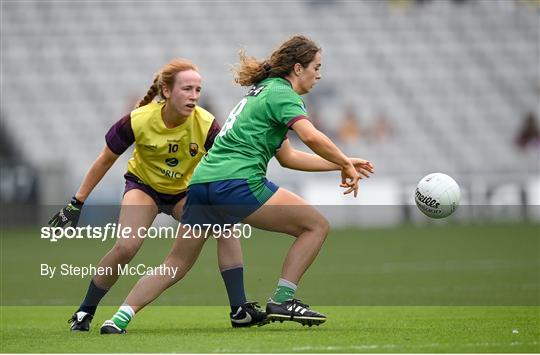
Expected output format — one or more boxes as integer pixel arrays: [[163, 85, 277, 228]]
[[105, 101, 218, 194]]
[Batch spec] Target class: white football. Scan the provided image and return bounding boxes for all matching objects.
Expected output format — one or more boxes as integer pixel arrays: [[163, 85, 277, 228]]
[[415, 173, 460, 219]]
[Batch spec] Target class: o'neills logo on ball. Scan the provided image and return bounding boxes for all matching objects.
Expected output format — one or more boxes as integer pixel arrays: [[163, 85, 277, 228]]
[[415, 188, 440, 209]]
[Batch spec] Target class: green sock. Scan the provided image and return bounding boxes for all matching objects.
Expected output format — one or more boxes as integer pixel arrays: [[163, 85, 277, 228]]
[[111, 305, 134, 330], [272, 278, 297, 303]]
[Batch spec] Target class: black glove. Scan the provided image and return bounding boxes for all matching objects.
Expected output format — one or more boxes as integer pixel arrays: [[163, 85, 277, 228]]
[[48, 196, 84, 227]]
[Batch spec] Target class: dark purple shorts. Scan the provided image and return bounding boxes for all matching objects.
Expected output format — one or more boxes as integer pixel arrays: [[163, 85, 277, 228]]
[[124, 172, 187, 216]]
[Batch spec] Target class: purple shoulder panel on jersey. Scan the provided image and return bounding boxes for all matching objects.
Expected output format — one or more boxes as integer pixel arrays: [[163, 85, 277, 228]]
[[287, 115, 309, 129], [105, 113, 135, 155], [204, 119, 221, 151]]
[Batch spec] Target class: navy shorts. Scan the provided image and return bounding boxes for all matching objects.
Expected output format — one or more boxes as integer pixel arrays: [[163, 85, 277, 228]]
[[181, 178, 279, 226], [124, 172, 187, 216]]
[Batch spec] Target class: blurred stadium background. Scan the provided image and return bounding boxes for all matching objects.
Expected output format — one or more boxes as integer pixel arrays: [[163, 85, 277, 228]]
[[1, 4, 539, 351], [1, 0, 539, 226]]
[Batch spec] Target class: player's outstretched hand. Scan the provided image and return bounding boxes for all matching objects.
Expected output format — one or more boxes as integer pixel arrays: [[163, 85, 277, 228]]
[[48, 196, 84, 228], [350, 158, 374, 178], [340, 163, 361, 197]]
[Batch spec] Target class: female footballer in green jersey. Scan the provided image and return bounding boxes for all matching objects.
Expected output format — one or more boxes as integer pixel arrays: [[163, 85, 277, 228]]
[[100, 35, 373, 333], [48, 58, 266, 332]]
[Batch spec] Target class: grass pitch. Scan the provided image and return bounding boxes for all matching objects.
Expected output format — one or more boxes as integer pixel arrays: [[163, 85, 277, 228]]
[[1, 221, 539, 352], [1, 306, 538, 353]]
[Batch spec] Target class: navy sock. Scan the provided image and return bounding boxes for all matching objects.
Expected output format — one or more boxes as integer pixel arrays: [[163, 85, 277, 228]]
[[220, 266, 247, 312], [78, 279, 109, 315]]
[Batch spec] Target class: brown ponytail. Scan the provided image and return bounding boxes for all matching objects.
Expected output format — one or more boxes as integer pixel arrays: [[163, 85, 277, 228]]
[[233, 50, 271, 87], [137, 58, 199, 108], [233, 35, 320, 87]]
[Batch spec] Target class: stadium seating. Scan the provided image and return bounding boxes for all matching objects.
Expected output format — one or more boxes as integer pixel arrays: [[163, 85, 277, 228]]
[[2, 1, 538, 202]]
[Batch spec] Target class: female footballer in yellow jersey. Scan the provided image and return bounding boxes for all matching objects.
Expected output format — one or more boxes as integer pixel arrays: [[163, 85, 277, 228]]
[[49, 58, 266, 331]]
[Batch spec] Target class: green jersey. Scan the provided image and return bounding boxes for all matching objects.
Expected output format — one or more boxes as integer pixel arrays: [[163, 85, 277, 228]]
[[190, 77, 308, 185]]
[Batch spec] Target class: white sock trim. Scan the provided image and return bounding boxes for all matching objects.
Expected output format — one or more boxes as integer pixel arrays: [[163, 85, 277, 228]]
[[119, 304, 135, 318], [278, 278, 297, 291]]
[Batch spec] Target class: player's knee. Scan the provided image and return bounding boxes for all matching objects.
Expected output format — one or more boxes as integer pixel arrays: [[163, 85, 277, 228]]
[[112, 243, 139, 262], [299, 214, 329, 241], [318, 216, 330, 237], [313, 216, 330, 241]]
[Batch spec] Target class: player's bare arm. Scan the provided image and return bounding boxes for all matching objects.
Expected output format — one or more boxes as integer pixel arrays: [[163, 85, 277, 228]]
[[292, 119, 360, 195], [275, 139, 340, 171], [276, 140, 374, 179], [74, 146, 120, 202], [291, 120, 351, 168]]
